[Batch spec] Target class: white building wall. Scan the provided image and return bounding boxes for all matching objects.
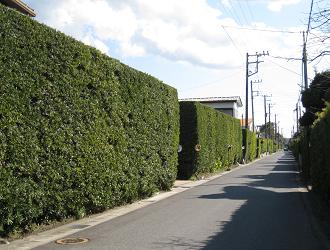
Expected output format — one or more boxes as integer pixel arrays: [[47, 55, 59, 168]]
[[201, 102, 239, 118]]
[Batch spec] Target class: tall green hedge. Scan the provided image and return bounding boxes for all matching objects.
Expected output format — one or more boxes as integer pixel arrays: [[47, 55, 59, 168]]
[[290, 128, 311, 182], [257, 138, 267, 158], [256, 137, 278, 158], [0, 5, 179, 235], [310, 103, 330, 200], [178, 102, 242, 179], [242, 129, 257, 162]]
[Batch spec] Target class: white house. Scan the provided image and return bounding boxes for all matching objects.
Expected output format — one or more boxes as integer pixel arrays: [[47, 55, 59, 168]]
[[179, 96, 243, 119]]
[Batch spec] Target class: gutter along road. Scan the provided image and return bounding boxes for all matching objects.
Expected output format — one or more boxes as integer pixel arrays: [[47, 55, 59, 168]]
[[30, 152, 328, 249]]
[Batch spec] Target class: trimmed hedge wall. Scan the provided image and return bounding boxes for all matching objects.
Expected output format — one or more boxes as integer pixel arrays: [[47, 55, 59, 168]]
[[178, 102, 242, 179], [310, 104, 330, 200], [0, 5, 179, 235], [242, 129, 257, 162], [290, 129, 311, 182], [257, 138, 267, 158]]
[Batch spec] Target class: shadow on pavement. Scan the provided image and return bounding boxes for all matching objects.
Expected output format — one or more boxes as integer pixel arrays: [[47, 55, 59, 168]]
[[196, 153, 326, 250]]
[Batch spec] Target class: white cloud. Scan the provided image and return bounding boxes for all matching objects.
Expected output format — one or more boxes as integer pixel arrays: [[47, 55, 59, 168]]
[[30, 0, 303, 69], [26, 0, 322, 137], [82, 33, 109, 54], [221, 0, 231, 8], [267, 0, 302, 12]]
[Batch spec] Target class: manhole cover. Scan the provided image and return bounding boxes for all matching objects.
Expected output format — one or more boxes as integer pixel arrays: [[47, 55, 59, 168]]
[[55, 237, 89, 245]]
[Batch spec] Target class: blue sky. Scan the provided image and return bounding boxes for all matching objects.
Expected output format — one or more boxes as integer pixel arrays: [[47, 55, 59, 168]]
[[24, 0, 329, 138]]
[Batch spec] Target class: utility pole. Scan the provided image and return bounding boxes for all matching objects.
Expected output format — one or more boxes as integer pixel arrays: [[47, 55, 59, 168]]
[[251, 79, 262, 133], [277, 121, 280, 146], [268, 103, 272, 140], [275, 114, 277, 150], [245, 53, 249, 130], [296, 103, 299, 133], [278, 123, 280, 146], [245, 51, 269, 130], [292, 126, 295, 137], [264, 95, 267, 138], [264, 95, 268, 154], [263, 94, 271, 138], [302, 31, 308, 90]]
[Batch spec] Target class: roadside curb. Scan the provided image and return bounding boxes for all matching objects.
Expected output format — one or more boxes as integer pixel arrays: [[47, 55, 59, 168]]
[[1, 155, 269, 250]]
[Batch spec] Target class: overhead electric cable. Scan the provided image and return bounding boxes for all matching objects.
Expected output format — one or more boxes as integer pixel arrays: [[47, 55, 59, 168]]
[[182, 68, 243, 91], [269, 55, 302, 61], [237, 0, 250, 24], [245, 0, 255, 21], [221, 25, 301, 34], [267, 58, 304, 77], [306, 0, 315, 42], [222, 26, 244, 59], [227, 0, 244, 25]]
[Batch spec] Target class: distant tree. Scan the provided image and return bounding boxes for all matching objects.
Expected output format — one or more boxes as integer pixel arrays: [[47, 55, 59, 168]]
[[300, 70, 330, 126], [258, 122, 285, 144]]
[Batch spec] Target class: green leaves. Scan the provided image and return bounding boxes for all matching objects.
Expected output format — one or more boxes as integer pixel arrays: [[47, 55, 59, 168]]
[[0, 4, 179, 236], [310, 103, 330, 200], [178, 102, 242, 179], [242, 129, 257, 162]]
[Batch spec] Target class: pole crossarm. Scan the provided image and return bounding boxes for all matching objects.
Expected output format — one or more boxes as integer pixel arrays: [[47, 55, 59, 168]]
[[245, 51, 269, 131]]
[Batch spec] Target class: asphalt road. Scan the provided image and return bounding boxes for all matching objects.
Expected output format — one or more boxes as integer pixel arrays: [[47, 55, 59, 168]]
[[35, 152, 328, 250]]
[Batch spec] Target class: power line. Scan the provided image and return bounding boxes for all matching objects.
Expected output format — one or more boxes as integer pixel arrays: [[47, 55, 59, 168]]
[[267, 58, 303, 77], [220, 1, 243, 26], [237, 0, 250, 24], [227, 0, 244, 25], [245, 1, 255, 22], [219, 2, 250, 52], [181, 68, 243, 91], [306, 0, 315, 42], [220, 25, 301, 34], [222, 26, 244, 58], [269, 55, 302, 61]]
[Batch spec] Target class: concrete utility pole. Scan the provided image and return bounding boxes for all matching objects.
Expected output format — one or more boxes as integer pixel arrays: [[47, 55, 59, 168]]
[[268, 103, 272, 140], [275, 114, 277, 149], [296, 103, 299, 133], [292, 126, 295, 137], [278, 123, 280, 146], [263, 94, 271, 138], [245, 51, 268, 130], [264, 96, 267, 138], [244, 51, 268, 161], [250, 79, 262, 133], [303, 32, 309, 90]]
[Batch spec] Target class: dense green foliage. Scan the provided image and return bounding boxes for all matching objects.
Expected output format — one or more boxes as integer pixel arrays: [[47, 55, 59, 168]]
[[290, 70, 330, 202], [178, 102, 242, 179], [300, 70, 330, 126], [0, 5, 179, 235], [310, 104, 330, 200], [259, 122, 286, 146], [242, 129, 257, 162], [256, 138, 270, 158]]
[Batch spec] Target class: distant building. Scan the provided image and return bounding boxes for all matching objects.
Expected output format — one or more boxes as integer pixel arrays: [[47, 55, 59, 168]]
[[179, 96, 243, 118], [0, 0, 36, 17]]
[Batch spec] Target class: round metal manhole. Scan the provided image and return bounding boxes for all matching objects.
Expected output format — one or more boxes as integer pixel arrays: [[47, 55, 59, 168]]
[[55, 237, 89, 245]]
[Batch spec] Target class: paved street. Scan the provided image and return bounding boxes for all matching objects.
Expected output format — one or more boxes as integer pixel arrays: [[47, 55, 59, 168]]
[[34, 152, 327, 250]]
